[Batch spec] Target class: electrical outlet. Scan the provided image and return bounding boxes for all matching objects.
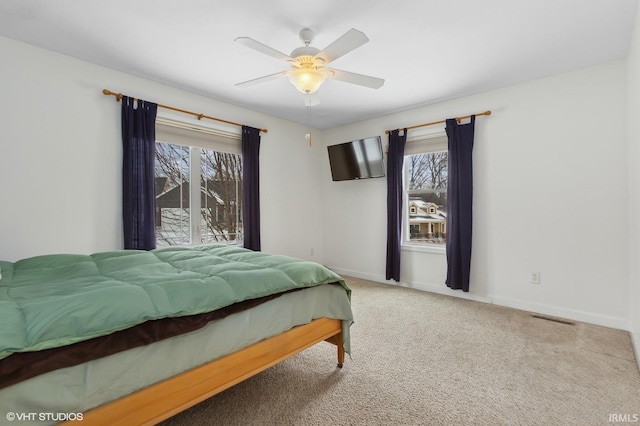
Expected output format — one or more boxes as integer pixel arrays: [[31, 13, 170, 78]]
[[310, 248, 315, 257], [530, 272, 541, 284]]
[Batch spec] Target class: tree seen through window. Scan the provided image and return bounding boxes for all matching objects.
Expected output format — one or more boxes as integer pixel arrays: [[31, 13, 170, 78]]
[[155, 141, 243, 246]]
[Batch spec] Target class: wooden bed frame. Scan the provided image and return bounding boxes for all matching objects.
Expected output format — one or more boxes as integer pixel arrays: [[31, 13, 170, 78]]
[[60, 317, 344, 426]]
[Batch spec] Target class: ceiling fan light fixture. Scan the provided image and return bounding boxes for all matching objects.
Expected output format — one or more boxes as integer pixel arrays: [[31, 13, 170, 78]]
[[289, 65, 326, 94]]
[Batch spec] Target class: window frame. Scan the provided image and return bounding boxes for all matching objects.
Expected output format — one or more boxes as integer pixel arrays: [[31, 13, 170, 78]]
[[401, 131, 448, 255], [154, 114, 243, 247]]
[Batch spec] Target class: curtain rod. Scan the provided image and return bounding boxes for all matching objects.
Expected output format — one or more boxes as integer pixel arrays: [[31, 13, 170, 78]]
[[102, 89, 268, 134], [385, 110, 491, 134]]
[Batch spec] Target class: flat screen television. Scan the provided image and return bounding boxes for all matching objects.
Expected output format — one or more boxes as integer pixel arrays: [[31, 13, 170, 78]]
[[327, 136, 385, 181]]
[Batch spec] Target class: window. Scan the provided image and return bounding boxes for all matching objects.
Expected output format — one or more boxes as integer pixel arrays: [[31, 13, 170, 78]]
[[403, 133, 448, 250], [154, 118, 243, 247]]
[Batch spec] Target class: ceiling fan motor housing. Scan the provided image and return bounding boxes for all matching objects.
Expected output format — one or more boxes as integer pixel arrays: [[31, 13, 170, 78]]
[[290, 45, 321, 59]]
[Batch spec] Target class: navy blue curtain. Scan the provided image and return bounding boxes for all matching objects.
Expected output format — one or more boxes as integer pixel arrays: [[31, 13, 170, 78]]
[[241, 126, 261, 251], [385, 129, 407, 281], [121, 96, 158, 250], [445, 115, 475, 291]]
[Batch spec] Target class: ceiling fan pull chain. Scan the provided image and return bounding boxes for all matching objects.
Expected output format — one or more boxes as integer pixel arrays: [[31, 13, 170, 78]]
[[305, 105, 312, 147]]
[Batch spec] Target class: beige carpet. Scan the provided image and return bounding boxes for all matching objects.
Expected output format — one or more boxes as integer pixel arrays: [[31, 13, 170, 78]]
[[161, 276, 640, 425]]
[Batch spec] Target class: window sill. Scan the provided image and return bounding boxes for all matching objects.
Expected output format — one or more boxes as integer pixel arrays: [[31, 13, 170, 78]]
[[401, 243, 446, 255]]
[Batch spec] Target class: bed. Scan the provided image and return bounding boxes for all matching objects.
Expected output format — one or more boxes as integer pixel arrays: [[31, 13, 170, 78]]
[[0, 244, 353, 425]]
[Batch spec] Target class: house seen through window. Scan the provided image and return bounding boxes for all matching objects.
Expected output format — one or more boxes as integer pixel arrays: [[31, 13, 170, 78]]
[[403, 134, 448, 247]]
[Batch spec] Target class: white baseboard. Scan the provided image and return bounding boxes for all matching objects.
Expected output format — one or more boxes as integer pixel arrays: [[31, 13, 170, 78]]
[[632, 331, 640, 372], [328, 267, 383, 286], [491, 296, 629, 331], [328, 266, 629, 331]]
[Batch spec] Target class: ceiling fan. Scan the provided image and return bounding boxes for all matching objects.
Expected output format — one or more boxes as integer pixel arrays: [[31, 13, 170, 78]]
[[235, 28, 385, 105]]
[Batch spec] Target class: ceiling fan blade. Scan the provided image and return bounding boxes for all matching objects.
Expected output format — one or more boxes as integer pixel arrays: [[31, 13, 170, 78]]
[[235, 71, 289, 87], [315, 28, 369, 64], [304, 93, 320, 107], [235, 37, 292, 62], [327, 68, 385, 89]]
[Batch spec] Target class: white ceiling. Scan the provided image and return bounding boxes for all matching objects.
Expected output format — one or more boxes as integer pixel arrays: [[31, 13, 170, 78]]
[[0, 0, 636, 129]]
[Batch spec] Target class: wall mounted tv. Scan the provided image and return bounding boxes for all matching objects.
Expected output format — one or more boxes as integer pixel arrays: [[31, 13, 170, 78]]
[[327, 136, 385, 181]]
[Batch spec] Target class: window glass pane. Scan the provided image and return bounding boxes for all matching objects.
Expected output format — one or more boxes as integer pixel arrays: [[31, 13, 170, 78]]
[[155, 142, 191, 246], [406, 152, 447, 190], [200, 149, 243, 243], [405, 151, 447, 245]]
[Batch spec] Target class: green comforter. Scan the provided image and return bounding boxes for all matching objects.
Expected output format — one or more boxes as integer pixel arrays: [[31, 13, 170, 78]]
[[0, 244, 350, 361]]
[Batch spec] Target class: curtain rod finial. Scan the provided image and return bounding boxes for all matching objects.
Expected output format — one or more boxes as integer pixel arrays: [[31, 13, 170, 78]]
[[103, 89, 123, 102]]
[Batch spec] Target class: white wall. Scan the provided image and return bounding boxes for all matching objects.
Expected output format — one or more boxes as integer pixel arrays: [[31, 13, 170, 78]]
[[0, 34, 634, 335], [627, 5, 640, 365], [0, 36, 324, 262], [321, 60, 630, 330]]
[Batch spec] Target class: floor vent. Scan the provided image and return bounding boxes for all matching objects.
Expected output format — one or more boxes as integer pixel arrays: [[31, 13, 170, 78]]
[[531, 314, 575, 326]]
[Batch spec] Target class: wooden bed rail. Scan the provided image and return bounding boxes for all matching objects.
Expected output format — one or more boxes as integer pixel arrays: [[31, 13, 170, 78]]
[[61, 317, 344, 426]]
